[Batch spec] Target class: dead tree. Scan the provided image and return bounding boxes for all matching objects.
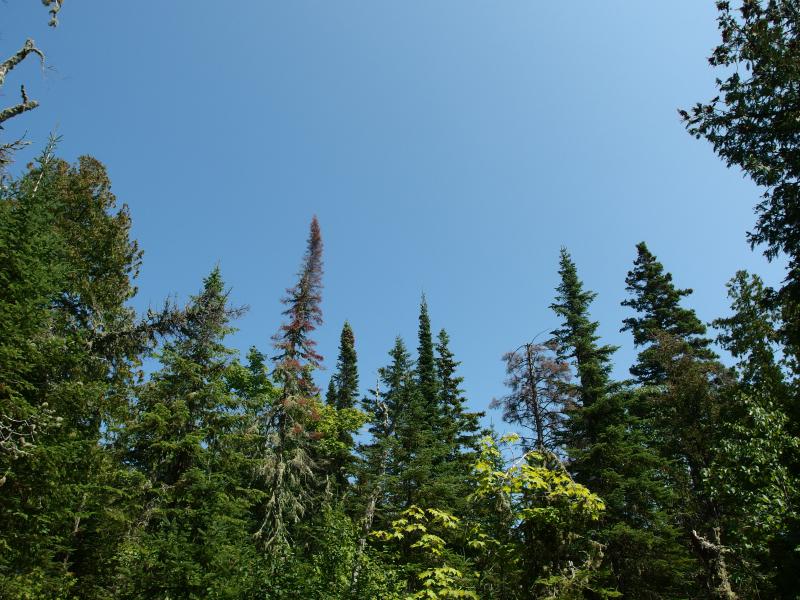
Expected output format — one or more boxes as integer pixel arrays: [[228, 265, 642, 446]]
[[491, 340, 572, 452]]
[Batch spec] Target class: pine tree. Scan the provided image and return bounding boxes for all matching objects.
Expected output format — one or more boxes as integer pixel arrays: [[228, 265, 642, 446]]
[[117, 268, 259, 599]]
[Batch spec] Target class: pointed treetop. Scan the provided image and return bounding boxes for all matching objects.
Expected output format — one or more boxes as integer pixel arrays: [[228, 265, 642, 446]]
[[621, 242, 714, 383], [550, 247, 616, 407], [273, 216, 324, 396], [417, 294, 437, 408], [336, 320, 359, 409]]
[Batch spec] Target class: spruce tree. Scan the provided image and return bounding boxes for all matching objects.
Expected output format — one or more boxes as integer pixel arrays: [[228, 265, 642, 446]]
[[117, 268, 259, 599], [621, 242, 737, 598], [325, 321, 360, 492], [256, 216, 325, 551], [0, 151, 147, 598], [416, 295, 438, 411], [550, 249, 693, 598], [550, 247, 617, 409], [621, 242, 715, 385], [358, 337, 414, 526], [435, 329, 482, 462], [331, 321, 359, 410], [434, 329, 483, 513]]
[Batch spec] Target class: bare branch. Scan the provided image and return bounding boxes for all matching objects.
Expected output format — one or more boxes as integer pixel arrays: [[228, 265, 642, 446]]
[[0, 86, 40, 125], [42, 0, 64, 27], [0, 39, 45, 89]]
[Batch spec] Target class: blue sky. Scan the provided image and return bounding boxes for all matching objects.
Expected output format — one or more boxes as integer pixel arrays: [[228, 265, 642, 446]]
[[2, 2, 787, 428]]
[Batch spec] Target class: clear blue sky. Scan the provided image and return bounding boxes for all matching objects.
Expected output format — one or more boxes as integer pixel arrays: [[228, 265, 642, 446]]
[[3, 2, 787, 428]]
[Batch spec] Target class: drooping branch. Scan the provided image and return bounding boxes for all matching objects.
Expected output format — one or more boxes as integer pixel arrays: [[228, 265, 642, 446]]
[[0, 39, 45, 89], [42, 0, 64, 27]]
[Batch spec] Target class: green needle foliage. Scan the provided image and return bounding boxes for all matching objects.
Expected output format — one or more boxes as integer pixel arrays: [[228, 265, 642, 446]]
[[3, 3, 800, 596], [551, 249, 693, 598], [681, 0, 800, 370], [116, 268, 260, 599]]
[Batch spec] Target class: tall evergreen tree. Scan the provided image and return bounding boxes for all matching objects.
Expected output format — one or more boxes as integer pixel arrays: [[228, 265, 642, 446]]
[[550, 247, 617, 409], [0, 151, 148, 598], [416, 295, 438, 411], [435, 329, 483, 463], [432, 329, 483, 518], [117, 268, 259, 599], [256, 216, 325, 551], [325, 321, 360, 492], [621, 242, 715, 385], [681, 0, 800, 373], [357, 337, 414, 526], [329, 321, 359, 411], [550, 249, 693, 598], [622, 242, 737, 598]]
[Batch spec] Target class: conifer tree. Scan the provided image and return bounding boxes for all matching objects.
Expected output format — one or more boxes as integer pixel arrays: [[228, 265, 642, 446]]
[[256, 216, 325, 551], [434, 329, 483, 513], [621, 242, 715, 385], [621, 242, 737, 598], [331, 321, 359, 410], [681, 0, 800, 372], [550, 249, 693, 597], [435, 329, 482, 461], [358, 337, 414, 526], [0, 151, 148, 598], [416, 295, 438, 411], [117, 268, 259, 599], [550, 248, 617, 409], [325, 321, 360, 492]]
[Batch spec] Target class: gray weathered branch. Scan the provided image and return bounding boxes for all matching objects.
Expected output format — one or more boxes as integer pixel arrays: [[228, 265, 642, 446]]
[[691, 528, 737, 600], [42, 0, 64, 27], [0, 86, 40, 126], [0, 39, 45, 89]]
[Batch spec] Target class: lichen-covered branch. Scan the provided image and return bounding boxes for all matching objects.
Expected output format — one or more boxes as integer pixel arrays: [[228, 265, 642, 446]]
[[691, 528, 737, 600], [0, 86, 40, 125], [42, 0, 64, 27], [0, 40, 45, 166], [0, 39, 45, 89]]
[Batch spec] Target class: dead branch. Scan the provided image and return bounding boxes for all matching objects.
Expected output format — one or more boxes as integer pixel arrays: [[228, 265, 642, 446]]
[[42, 0, 64, 27], [691, 528, 737, 600], [0, 39, 45, 89], [0, 86, 40, 126]]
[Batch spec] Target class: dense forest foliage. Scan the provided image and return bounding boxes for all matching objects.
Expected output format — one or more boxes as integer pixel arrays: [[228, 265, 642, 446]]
[[1, 1, 799, 598]]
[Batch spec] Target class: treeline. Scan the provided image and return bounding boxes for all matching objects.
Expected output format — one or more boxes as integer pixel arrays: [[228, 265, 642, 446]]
[[1, 1, 800, 599]]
